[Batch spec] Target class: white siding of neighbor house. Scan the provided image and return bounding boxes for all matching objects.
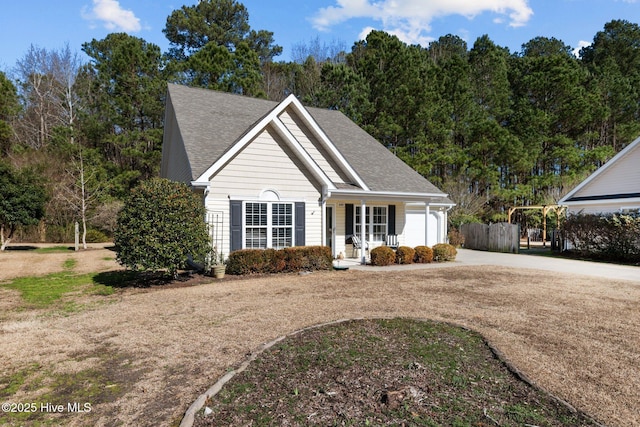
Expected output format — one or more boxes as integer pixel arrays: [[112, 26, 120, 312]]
[[278, 108, 352, 186], [204, 126, 323, 256], [566, 201, 640, 215], [572, 142, 640, 199]]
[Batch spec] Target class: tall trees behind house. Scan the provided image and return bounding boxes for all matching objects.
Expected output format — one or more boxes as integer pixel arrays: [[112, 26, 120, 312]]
[[303, 20, 640, 221], [1, 0, 639, 238], [13, 44, 82, 149], [581, 20, 640, 150], [80, 33, 167, 194], [163, 0, 280, 96], [0, 71, 20, 154]]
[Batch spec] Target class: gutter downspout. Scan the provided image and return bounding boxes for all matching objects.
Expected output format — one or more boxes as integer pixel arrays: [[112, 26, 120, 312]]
[[321, 186, 329, 248]]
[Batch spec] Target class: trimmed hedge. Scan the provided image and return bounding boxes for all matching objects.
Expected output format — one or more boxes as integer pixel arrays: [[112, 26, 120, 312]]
[[414, 246, 433, 263], [395, 246, 415, 264], [432, 243, 457, 262], [226, 246, 332, 275], [563, 212, 640, 262], [370, 246, 396, 266]]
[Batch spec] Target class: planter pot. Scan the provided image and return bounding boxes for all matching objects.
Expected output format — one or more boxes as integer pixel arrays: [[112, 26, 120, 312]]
[[212, 265, 226, 279]]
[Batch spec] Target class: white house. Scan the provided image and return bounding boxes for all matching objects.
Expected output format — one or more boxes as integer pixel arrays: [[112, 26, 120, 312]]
[[559, 136, 640, 215], [161, 84, 454, 263]]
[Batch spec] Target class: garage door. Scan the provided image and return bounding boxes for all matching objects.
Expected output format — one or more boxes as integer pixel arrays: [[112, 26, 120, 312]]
[[405, 209, 439, 247]]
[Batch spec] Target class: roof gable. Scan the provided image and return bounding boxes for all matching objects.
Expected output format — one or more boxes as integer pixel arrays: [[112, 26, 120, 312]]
[[560, 136, 640, 204], [163, 84, 451, 201]]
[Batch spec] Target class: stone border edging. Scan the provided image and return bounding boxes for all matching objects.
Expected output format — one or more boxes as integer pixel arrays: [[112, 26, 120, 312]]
[[179, 316, 605, 427], [179, 318, 362, 427]]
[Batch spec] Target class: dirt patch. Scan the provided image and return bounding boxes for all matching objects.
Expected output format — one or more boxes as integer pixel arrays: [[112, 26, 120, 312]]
[[0, 243, 119, 281], [0, 248, 638, 426]]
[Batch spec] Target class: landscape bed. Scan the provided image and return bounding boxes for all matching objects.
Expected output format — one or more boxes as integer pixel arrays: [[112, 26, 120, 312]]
[[195, 318, 597, 426]]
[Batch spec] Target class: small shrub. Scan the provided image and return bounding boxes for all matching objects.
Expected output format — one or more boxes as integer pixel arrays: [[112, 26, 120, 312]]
[[370, 246, 396, 266], [447, 228, 465, 247], [226, 249, 268, 275], [414, 246, 433, 263], [282, 246, 332, 272], [85, 229, 109, 243], [432, 243, 457, 262], [264, 248, 286, 273], [226, 246, 332, 275], [395, 246, 415, 264]]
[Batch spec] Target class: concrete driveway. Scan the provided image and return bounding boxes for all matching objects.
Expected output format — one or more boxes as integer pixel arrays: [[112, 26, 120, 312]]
[[349, 248, 640, 283]]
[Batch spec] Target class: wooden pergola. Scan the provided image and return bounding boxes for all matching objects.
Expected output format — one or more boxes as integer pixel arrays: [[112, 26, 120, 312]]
[[507, 205, 567, 247]]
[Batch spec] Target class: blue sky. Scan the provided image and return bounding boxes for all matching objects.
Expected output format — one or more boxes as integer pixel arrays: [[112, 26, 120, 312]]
[[1, 0, 639, 72]]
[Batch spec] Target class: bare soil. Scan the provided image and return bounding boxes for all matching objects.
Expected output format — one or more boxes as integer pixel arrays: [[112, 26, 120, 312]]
[[0, 246, 639, 427]]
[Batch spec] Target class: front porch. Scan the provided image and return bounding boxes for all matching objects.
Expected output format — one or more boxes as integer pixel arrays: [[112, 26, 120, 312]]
[[321, 196, 451, 265]]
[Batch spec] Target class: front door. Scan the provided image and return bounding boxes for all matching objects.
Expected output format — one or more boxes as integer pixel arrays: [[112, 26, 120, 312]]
[[325, 205, 335, 256]]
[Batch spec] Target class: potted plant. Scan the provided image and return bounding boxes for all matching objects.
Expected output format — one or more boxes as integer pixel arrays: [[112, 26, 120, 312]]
[[212, 251, 226, 279]]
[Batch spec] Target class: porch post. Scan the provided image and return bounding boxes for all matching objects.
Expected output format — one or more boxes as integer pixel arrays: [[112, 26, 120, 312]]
[[321, 199, 326, 247], [443, 209, 448, 243], [360, 199, 367, 265], [424, 203, 430, 246]]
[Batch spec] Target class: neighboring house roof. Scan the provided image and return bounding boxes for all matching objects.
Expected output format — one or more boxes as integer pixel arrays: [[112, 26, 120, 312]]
[[559, 135, 640, 205], [162, 84, 453, 203]]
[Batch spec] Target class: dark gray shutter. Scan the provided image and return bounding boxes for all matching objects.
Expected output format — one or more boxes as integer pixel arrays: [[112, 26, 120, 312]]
[[230, 200, 242, 252], [388, 204, 396, 235], [294, 202, 305, 246], [345, 204, 354, 238]]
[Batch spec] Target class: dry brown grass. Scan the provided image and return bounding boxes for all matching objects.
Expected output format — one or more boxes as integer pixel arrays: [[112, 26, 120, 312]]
[[0, 247, 638, 426]]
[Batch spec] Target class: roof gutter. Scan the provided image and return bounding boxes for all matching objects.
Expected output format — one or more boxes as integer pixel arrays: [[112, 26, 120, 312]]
[[326, 188, 454, 204]]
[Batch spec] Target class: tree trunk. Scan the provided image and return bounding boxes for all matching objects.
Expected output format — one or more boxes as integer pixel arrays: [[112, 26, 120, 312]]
[[1, 224, 14, 251]]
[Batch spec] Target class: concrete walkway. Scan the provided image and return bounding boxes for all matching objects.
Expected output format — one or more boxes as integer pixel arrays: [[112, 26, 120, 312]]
[[344, 249, 640, 283]]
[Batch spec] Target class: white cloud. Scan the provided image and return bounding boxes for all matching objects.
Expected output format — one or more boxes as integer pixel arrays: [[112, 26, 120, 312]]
[[81, 0, 141, 32], [312, 0, 533, 46], [572, 40, 591, 58]]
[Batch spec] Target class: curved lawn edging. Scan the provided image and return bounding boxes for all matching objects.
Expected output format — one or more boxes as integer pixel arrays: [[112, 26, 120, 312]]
[[179, 317, 604, 427], [179, 318, 361, 427]]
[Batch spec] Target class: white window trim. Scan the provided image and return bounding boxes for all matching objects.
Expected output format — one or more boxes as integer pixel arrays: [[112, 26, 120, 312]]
[[242, 201, 296, 249], [355, 205, 387, 243]]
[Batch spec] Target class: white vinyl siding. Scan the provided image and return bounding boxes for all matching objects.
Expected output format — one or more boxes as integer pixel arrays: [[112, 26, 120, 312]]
[[573, 142, 640, 198], [204, 126, 322, 255], [566, 202, 640, 215], [278, 109, 351, 186]]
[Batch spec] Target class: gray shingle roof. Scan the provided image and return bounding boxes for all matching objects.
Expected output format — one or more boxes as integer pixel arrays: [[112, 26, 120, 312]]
[[165, 84, 451, 201]]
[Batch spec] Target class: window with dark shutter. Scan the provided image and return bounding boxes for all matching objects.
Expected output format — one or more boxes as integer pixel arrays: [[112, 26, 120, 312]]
[[294, 202, 305, 246], [345, 203, 354, 239], [388, 205, 396, 235], [230, 200, 243, 252]]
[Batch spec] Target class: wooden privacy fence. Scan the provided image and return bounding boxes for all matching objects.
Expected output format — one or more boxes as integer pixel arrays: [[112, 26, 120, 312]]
[[460, 222, 520, 254]]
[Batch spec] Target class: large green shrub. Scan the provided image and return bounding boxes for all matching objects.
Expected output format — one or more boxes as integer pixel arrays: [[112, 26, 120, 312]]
[[0, 161, 48, 250], [114, 178, 209, 277], [395, 246, 415, 264], [370, 246, 396, 266], [563, 212, 640, 262], [432, 243, 457, 262], [414, 246, 433, 263], [226, 246, 332, 275]]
